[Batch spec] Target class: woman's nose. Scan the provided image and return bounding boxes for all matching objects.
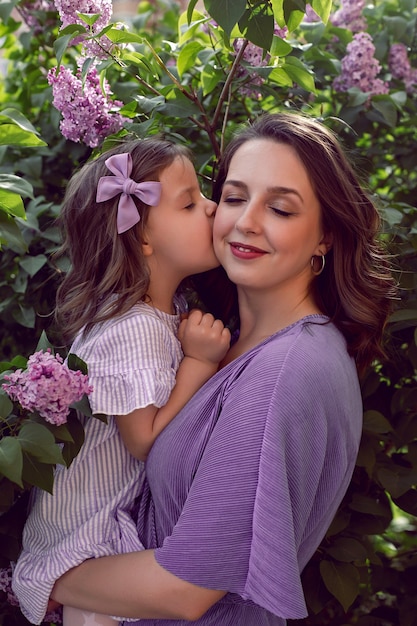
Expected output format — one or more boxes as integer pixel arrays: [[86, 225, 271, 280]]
[[235, 203, 260, 234]]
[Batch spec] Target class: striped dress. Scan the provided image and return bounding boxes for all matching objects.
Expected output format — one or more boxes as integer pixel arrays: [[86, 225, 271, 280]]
[[130, 315, 363, 625], [12, 302, 183, 625]]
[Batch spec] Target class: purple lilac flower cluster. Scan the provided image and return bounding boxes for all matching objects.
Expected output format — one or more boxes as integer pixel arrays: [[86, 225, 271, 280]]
[[54, 0, 112, 32], [333, 32, 389, 97], [2, 349, 92, 426], [17, 0, 57, 35], [389, 43, 417, 93], [0, 567, 19, 608], [48, 64, 126, 148], [303, 4, 321, 23], [330, 0, 367, 32]]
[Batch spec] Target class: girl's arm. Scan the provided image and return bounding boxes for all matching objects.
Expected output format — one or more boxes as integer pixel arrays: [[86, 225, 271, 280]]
[[51, 549, 226, 621], [116, 310, 230, 461]]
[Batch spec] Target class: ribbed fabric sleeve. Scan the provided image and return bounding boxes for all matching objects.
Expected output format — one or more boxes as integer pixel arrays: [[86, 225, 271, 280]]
[[12, 303, 183, 625], [131, 316, 363, 626]]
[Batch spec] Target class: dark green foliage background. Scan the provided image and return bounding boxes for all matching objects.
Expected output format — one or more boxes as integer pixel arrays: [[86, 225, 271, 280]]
[[0, 0, 416, 624]]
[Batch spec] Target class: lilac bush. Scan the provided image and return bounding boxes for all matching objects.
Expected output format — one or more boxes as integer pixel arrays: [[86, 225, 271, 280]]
[[389, 43, 417, 94], [330, 0, 367, 32]]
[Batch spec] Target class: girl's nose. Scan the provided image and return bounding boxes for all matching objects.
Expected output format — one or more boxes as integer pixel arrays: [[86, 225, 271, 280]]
[[205, 198, 217, 217]]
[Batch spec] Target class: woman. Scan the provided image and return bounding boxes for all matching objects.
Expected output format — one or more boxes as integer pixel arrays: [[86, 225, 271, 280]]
[[50, 113, 397, 625]]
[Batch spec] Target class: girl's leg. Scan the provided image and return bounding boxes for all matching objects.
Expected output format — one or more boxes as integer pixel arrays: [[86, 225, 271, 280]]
[[63, 605, 119, 626]]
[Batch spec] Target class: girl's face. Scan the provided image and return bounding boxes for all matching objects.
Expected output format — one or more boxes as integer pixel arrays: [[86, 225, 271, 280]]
[[143, 156, 218, 285], [213, 139, 329, 299]]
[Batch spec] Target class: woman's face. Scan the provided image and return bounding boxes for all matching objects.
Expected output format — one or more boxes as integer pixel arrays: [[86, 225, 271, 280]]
[[213, 138, 328, 297]]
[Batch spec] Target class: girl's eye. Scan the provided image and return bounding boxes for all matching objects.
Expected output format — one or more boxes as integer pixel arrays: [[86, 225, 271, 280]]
[[184, 203, 195, 210]]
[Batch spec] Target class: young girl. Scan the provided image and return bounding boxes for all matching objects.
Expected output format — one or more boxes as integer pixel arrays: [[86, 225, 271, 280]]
[[12, 138, 231, 626], [49, 113, 397, 625]]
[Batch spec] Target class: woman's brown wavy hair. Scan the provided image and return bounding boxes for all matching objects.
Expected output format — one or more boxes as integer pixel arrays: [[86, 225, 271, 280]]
[[54, 138, 191, 344], [212, 112, 398, 375]]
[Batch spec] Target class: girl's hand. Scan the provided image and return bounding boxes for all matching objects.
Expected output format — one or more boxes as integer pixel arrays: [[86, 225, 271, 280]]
[[178, 309, 230, 365]]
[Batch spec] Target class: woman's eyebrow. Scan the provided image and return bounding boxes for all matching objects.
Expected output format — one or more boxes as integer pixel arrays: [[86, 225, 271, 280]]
[[224, 179, 303, 200]]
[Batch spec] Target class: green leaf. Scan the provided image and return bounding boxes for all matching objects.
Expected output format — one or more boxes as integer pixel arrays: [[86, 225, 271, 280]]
[[270, 35, 293, 57], [67, 353, 88, 375], [271, 0, 285, 27], [363, 410, 393, 434], [0, 189, 26, 219], [187, 0, 200, 24], [0, 174, 34, 200], [320, 561, 360, 612], [13, 305, 36, 329], [18, 422, 65, 465], [0, 392, 13, 419], [71, 395, 93, 418], [19, 254, 47, 277], [268, 67, 294, 88], [0, 124, 47, 148], [201, 65, 224, 96], [325, 538, 368, 563], [284, 0, 306, 31], [177, 41, 204, 77], [61, 414, 86, 467], [283, 56, 316, 92], [310, 0, 332, 23], [0, 211, 27, 252], [244, 12, 275, 50], [21, 455, 54, 493], [105, 28, 144, 44], [0, 108, 39, 134], [36, 331, 55, 353], [0, 1, 20, 22], [204, 0, 246, 36], [371, 98, 398, 127], [76, 12, 101, 26], [0, 438, 23, 488], [53, 31, 83, 67]]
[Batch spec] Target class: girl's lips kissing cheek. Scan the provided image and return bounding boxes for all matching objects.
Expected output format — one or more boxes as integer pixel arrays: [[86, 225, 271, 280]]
[[229, 241, 267, 260]]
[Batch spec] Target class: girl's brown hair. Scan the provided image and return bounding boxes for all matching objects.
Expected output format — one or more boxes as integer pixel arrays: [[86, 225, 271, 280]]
[[54, 138, 191, 344], [213, 112, 398, 374]]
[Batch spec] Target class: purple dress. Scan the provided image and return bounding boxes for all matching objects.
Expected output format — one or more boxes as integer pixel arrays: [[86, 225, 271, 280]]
[[128, 315, 363, 626]]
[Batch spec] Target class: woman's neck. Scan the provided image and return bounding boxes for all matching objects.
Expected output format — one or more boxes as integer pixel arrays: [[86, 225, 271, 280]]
[[221, 287, 322, 367]]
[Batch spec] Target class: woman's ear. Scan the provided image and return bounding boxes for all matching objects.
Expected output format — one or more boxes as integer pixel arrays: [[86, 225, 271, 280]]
[[317, 232, 333, 255]]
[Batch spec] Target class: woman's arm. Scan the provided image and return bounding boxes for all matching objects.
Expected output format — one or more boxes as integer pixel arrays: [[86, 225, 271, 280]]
[[51, 549, 226, 621]]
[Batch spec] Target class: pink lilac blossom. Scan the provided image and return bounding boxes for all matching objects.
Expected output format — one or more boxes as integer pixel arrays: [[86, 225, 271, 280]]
[[389, 43, 417, 94], [17, 0, 57, 35], [54, 0, 112, 31], [54, 0, 113, 59], [0, 567, 19, 607], [333, 32, 389, 97], [2, 350, 92, 426], [330, 0, 367, 32], [47, 64, 127, 147]]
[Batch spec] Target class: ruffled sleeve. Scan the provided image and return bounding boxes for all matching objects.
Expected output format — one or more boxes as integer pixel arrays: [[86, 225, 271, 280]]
[[74, 309, 182, 415]]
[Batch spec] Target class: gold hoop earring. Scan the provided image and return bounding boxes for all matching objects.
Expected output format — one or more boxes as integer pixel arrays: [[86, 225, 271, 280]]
[[311, 254, 325, 276]]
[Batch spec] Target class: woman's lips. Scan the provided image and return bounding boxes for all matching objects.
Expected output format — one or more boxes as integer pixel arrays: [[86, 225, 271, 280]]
[[229, 241, 267, 259]]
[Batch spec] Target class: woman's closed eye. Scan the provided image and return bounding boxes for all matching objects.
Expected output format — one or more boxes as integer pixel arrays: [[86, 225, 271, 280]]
[[222, 196, 246, 205], [270, 205, 292, 217]]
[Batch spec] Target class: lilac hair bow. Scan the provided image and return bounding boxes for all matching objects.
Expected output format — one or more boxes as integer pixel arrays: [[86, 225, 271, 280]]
[[96, 152, 162, 234]]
